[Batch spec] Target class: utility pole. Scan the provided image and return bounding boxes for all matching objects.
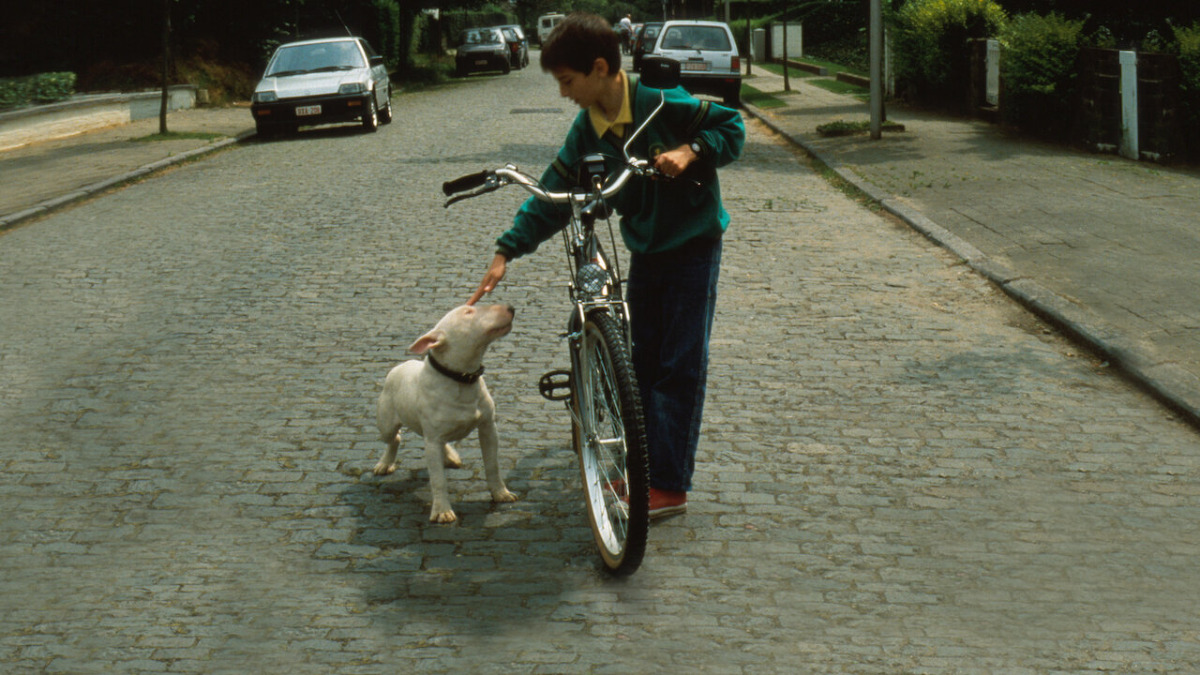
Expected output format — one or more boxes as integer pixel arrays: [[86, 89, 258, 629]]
[[869, 0, 883, 139], [159, 0, 170, 134]]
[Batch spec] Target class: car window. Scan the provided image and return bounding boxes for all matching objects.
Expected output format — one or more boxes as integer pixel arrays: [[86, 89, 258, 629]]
[[660, 26, 731, 51], [268, 41, 365, 76]]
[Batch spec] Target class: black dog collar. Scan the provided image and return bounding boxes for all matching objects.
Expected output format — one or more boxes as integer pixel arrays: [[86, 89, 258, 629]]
[[426, 353, 484, 384]]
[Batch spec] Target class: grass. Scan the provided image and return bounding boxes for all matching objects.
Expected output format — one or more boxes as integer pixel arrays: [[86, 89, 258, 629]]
[[753, 62, 817, 80], [741, 83, 787, 109], [808, 78, 869, 98], [816, 119, 906, 137]]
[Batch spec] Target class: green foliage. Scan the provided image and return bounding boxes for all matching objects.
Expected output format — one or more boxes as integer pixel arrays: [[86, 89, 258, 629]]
[[999, 12, 1085, 136], [1174, 22, 1200, 158], [890, 0, 1007, 109], [0, 72, 76, 110]]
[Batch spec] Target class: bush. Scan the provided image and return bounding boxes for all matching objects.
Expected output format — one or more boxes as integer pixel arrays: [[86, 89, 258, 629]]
[[1000, 12, 1085, 137], [1174, 21, 1200, 158], [0, 71, 75, 110], [890, 0, 1007, 110]]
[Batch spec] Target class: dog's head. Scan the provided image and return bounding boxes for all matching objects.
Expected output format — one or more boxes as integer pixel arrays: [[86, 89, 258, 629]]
[[409, 304, 515, 369]]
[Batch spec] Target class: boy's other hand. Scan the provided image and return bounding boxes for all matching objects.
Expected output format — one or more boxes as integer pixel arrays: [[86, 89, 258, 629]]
[[468, 253, 508, 305], [654, 144, 699, 178]]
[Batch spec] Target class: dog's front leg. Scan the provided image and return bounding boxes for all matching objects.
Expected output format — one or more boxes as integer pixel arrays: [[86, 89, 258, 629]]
[[425, 438, 457, 523], [477, 420, 517, 504]]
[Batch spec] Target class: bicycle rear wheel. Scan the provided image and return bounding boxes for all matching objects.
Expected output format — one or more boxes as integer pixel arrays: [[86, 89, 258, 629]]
[[571, 309, 649, 575]]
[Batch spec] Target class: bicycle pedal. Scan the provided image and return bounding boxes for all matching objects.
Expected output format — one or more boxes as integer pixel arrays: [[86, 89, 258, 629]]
[[538, 369, 572, 401]]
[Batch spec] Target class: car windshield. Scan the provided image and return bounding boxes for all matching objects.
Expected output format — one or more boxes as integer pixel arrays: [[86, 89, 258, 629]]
[[460, 29, 502, 46], [266, 41, 365, 77], [660, 26, 731, 51]]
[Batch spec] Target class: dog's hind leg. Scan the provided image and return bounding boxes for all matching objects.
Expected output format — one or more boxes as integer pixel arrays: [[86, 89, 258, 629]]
[[373, 429, 401, 476], [443, 443, 463, 469]]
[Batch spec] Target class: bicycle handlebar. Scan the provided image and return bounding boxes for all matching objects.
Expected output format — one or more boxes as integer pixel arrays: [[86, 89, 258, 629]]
[[441, 170, 492, 196], [442, 159, 660, 208]]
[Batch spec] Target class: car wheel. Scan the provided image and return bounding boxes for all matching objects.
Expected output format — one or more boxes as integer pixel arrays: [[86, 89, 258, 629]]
[[378, 89, 393, 125], [501, 59, 511, 75], [361, 95, 378, 133], [255, 120, 274, 139], [723, 84, 741, 108]]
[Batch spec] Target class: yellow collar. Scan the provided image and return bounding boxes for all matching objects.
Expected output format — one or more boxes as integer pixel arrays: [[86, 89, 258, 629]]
[[588, 70, 633, 139]]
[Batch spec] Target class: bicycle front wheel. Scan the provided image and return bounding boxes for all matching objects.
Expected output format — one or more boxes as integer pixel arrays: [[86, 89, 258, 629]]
[[571, 309, 649, 575]]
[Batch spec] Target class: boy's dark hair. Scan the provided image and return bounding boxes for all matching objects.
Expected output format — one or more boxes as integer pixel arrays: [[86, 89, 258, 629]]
[[540, 13, 620, 75]]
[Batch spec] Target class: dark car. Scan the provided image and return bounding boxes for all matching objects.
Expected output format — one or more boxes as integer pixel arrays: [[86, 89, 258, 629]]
[[632, 22, 662, 72], [250, 37, 392, 137], [455, 28, 511, 76], [494, 24, 530, 69]]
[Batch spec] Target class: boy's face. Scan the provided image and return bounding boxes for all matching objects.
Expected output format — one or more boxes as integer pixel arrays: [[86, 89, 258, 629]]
[[550, 59, 610, 109]]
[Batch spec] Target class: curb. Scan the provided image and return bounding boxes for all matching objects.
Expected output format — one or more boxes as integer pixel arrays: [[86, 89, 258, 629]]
[[0, 130, 256, 233], [742, 101, 1200, 429]]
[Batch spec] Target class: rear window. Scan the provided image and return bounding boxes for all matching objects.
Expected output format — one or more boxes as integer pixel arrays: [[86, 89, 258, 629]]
[[659, 26, 731, 51]]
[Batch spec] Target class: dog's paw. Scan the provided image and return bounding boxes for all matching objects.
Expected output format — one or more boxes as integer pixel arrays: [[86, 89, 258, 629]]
[[372, 461, 398, 476], [429, 508, 458, 524], [492, 488, 518, 504]]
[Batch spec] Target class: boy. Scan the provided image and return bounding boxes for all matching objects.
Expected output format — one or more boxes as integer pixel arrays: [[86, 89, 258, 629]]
[[468, 12, 744, 519]]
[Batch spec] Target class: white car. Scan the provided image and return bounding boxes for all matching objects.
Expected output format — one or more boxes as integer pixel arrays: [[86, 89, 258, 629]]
[[537, 13, 565, 44], [250, 37, 392, 137], [651, 20, 741, 107]]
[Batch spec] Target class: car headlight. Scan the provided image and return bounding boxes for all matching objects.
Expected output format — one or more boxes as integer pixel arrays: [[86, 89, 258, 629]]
[[253, 91, 277, 103], [339, 82, 367, 95]]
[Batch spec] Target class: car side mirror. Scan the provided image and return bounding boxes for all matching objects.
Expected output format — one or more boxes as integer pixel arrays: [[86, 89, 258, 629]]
[[370, 55, 385, 67], [639, 57, 680, 90]]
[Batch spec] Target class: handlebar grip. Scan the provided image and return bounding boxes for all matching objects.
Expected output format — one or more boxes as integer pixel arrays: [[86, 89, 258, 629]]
[[442, 170, 492, 196]]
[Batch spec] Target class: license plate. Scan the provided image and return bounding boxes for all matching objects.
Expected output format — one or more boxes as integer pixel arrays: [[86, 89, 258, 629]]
[[475, 59, 488, 65], [295, 105, 321, 117], [683, 62, 709, 71]]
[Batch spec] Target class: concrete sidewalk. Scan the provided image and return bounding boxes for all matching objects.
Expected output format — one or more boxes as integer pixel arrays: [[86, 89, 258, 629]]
[[3, 77, 1199, 429], [740, 66, 1200, 428], [0, 105, 254, 229]]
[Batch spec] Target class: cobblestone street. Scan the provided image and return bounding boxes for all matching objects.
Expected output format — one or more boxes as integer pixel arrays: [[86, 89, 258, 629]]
[[3, 66, 1200, 673]]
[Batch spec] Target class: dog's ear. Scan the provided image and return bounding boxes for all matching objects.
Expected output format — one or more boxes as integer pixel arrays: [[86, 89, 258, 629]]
[[408, 330, 444, 355]]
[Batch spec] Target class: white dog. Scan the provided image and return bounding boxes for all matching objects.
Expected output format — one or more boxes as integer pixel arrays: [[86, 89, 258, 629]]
[[375, 304, 517, 523]]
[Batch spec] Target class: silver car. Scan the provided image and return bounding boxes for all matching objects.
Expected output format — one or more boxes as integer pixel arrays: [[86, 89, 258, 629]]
[[250, 37, 392, 137], [651, 20, 741, 107]]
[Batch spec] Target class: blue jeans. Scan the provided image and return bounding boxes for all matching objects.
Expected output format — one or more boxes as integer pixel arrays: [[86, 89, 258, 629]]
[[627, 237, 722, 493]]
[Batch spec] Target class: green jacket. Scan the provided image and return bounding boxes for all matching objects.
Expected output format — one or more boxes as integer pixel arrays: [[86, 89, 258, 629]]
[[497, 75, 745, 258]]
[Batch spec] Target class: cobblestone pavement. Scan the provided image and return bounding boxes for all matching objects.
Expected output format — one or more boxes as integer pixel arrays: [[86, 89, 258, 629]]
[[3, 65, 1200, 674], [741, 68, 1200, 426]]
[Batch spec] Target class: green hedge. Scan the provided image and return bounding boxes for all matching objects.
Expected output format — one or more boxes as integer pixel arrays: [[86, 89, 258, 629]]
[[1175, 22, 1200, 159], [1000, 13, 1085, 137], [890, 0, 1007, 110], [0, 72, 76, 110]]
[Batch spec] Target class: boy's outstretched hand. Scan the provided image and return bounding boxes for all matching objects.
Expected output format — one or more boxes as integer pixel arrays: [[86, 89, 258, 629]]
[[468, 253, 508, 305], [654, 143, 700, 178]]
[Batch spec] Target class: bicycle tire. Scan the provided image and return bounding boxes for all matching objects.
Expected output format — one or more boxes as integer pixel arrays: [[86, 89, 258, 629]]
[[570, 309, 649, 575]]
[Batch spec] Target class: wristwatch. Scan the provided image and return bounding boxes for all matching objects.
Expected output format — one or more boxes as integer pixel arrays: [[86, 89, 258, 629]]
[[689, 140, 703, 156]]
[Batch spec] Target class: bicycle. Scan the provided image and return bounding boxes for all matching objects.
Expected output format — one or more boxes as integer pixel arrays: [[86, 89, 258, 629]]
[[442, 58, 684, 576]]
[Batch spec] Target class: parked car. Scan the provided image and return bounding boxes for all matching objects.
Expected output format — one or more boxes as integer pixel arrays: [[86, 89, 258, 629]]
[[250, 37, 392, 137], [455, 27, 512, 76], [631, 21, 662, 72], [537, 13, 565, 44], [650, 20, 741, 107], [494, 25, 529, 69]]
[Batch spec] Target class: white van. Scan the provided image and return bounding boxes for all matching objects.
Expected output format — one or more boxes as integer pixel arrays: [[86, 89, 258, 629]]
[[537, 13, 565, 44]]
